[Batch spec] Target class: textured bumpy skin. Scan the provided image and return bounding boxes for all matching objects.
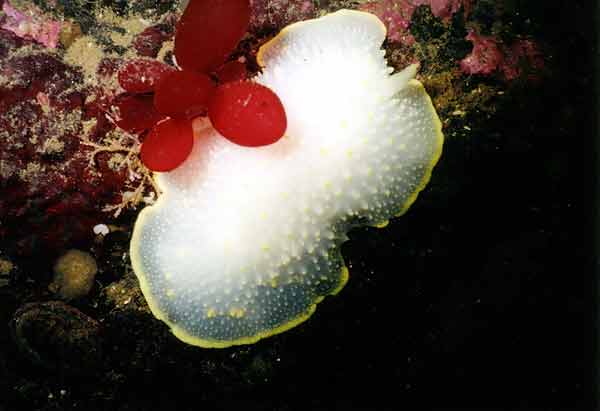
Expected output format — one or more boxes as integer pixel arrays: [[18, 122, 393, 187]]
[[130, 10, 443, 348]]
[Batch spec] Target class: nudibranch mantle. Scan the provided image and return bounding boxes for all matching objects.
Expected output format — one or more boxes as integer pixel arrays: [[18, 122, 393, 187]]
[[130, 10, 443, 348]]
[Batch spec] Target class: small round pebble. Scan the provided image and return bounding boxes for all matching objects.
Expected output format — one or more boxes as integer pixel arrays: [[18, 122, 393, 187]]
[[50, 249, 98, 300]]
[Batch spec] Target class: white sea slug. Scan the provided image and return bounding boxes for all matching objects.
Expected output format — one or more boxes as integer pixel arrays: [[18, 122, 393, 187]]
[[130, 9, 444, 348]]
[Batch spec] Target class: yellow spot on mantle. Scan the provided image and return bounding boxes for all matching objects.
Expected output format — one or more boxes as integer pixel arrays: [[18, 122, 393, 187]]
[[206, 308, 216, 318], [229, 307, 245, 318]]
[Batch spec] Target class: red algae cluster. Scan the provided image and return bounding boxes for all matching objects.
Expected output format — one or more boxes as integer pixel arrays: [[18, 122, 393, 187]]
[[117, 0, 287, 172]]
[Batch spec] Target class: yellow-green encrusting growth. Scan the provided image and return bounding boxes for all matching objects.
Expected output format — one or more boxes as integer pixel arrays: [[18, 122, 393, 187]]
[[130, 10, 443, 348]]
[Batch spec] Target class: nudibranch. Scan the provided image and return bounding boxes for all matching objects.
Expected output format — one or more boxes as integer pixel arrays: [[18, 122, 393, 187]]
[[130, 9, 443, 348]]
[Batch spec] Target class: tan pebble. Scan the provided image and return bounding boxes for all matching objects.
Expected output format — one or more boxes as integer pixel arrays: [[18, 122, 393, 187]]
[[50, 249, 98, 300]]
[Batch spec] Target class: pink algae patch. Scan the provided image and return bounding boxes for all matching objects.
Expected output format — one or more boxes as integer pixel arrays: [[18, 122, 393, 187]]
[[359, 0, 417, 44], [359, 0, 472, 44], [0, 0, 61, 48], [459, 31, 503, 75], [460, 31, 545, 81]]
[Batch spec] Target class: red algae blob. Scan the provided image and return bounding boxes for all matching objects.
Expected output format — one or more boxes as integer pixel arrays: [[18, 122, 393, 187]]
[[154, 70, 216, 119], [208, 81, 286, 147], [114, 94, 166, 133], [140, 118, 194, 172], [213, 60, 248, 83], [174, 0, 250, 72], [117, 59, 175, 94]]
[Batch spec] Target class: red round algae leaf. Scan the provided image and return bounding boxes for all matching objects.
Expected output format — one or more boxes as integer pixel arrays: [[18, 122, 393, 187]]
[[208, 81, 287, 147], [213, 60, 248, 83], [140, 118, 194, 172], [117, 59, 175, 93], [114, 94, 166, 133], [174, 0, 250, 72], [154, 70, 216, 119]]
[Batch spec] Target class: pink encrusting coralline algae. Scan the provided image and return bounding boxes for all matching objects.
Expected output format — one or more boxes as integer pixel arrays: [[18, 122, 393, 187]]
[[459, 31, 504, 75], [359, 0, 472, 44], [0, 0, 61, 48], [248, 0, 316, 31], [460, 30, 545, 81]]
